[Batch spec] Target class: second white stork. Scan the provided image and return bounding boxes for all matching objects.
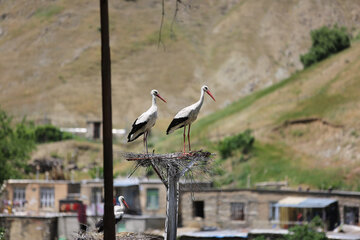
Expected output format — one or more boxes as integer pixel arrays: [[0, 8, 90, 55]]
[[95, 196, 129, 233], [127, 89, 166, 153], [166, 85, 215, 152]]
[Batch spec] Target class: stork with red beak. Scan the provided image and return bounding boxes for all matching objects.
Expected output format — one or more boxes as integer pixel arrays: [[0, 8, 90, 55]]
[[95, 196, 129, 233], [127, 90, 166, 153], [166, 85, 215, 153]]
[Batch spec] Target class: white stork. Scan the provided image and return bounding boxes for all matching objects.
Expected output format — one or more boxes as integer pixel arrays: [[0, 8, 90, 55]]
[[127, 89, 166, 153], [95, 196, 129, 233], [166, 85, 215, 152]]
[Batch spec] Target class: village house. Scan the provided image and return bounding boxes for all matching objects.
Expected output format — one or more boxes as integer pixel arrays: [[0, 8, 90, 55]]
[[181, 188, 360, 231], [0, 178, 170, 239], [1, 178, 170, 217], [2, 179, 70, 213], [3, 178, 360, 239]]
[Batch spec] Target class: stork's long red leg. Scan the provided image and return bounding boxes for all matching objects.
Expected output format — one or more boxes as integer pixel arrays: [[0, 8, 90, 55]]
[[188, 124, 191, 152], [143, 132, 146, 153], [183, 125, 187, 153], [145, 131, 148, 154]]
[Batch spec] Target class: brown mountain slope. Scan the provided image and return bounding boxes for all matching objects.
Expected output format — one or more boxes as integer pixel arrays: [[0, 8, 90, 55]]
[[153, 42, 360, 189], [0, 0, 359, 128]]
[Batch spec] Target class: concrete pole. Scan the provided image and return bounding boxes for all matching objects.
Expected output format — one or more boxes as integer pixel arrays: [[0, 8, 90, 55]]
[[164, 167, 179, 240]]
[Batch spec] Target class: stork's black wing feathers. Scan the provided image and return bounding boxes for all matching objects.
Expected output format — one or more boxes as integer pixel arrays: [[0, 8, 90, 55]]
[[127, 118, 147, 142], [115, 215, 123, 224], [166, 117, 188, 134], [95, 218, 104, 233], [95, 215, 123, 233]]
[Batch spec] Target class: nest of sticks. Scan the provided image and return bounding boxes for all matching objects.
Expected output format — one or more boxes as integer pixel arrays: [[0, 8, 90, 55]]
[[123, 151, 213, 188]]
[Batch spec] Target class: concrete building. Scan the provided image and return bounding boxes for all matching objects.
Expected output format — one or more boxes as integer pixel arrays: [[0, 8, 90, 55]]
[[2, 179, 71, 213], [0, 178, 212, 239], [1, 178, 169, 218], [181, 188, 360, 230]]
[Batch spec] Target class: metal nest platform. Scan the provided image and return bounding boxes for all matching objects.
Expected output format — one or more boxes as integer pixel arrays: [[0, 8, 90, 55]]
[[123, 151, 213, 188], [122, 150, 213, 240]]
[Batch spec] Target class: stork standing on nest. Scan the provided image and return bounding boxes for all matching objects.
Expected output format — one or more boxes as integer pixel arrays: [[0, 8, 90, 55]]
[[166, 85, 215, 153], [95, 196, 129, 233], [127, 90, 166, 153]]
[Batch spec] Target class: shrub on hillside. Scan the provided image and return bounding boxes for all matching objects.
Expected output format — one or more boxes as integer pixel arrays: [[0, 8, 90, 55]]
[[219, 129, 255, 158], [300, 25, 350, 68], [35, 125, 73, 143], [89, 166, 104, 179]]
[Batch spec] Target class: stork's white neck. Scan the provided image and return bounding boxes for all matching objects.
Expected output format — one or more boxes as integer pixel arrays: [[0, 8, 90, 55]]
[[196, 89, 205, 108], [118, 198, 126, 211], [119, 200, 125, 210], [151, 94, 157, 107]]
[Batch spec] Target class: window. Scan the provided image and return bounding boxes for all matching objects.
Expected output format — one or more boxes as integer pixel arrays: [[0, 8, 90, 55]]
[[91, 187, 103, 215], [94, 122, 101, 139], [146, 188, 159, 210], [269, 201, 277, 221], [40, 187, 55, 208], [91, 187, 102, 205], [231, 202, 245, 220], [344, 206, 359, 225], [193, 201, 205, 218], [13, 187, 26, 207]]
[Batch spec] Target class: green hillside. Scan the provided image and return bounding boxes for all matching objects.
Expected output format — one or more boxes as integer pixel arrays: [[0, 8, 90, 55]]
[[152, 41, 360, 190], [2, 0, 360, 189]]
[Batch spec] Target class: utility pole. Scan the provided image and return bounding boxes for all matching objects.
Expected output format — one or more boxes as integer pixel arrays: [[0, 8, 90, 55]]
[[99, 0, 115, 239]]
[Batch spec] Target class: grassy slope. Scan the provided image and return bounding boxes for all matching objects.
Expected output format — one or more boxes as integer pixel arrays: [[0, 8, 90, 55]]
[[153, 42, 360, 190], [3, 0, 360, 185]]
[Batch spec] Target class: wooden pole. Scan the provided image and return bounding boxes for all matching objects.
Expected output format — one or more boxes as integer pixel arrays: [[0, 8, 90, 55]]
[[99, 0, 115, 239], [165, 166, 179, 240]]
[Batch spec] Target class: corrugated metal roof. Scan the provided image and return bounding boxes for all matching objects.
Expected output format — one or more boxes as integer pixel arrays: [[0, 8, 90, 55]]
[[278, 197, 307, 205], [275, 197, 337, 208]]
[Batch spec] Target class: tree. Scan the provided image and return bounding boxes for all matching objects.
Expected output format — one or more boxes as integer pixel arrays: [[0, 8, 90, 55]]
[[0, 109, 36, 185], [0, 227, 4, 240], [286, 216, 327, 240], [300, 25, 350, 68]]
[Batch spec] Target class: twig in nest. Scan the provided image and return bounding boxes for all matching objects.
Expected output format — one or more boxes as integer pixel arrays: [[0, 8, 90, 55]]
[[123, 151, 214, 188]]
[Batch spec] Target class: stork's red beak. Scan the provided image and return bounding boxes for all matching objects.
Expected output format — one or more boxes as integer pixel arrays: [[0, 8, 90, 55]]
[[122, 199, 129, 209], [156, 94, 167, 103], [206, 90, 216, 102]]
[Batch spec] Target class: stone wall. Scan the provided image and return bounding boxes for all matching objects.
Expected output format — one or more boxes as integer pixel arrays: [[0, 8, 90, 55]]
[[181, 189, 360, 229], [139, 183, 166, 216], [0, 215, 57, 240]]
